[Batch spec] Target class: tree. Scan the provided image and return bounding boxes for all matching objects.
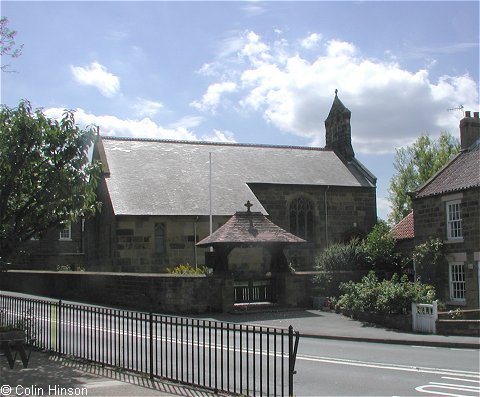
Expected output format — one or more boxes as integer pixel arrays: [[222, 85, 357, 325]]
[[388, 132, 460, 224], [363, 220, 400, 272], [0, 101, 101, 260], [1, 17, 23, 72]]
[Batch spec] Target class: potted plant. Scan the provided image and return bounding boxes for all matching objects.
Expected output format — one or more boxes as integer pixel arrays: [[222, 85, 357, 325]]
[[0, 308, 30, 343]]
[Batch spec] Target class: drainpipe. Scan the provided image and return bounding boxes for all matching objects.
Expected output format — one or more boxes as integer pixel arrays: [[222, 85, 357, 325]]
[[324, 186, 330, 247], [194, 216, 198, 269]]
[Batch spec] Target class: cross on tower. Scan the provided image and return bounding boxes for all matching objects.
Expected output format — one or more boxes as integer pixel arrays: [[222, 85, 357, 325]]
[[244, 200, 253, 213]]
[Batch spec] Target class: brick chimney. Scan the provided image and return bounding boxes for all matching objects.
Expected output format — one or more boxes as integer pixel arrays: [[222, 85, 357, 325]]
[[325, 91, 355, 160], [459, 111, 480, 150]]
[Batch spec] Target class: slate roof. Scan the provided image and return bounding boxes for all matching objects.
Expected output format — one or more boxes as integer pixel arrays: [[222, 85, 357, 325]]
[[196, 211, 306, 247], [99, 136, 376, 216], [414, 143, 480, 199], [391, 211, 414, 241]]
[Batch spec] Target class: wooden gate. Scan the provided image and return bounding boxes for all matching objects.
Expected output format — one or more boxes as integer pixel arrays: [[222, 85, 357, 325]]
[[412, 300, 438, 333], [234, 279, 275, 303]]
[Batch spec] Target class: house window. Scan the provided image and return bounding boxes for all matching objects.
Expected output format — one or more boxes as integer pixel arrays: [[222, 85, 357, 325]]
[[446, 200, 463, 240], [289, 196, 314, 240], [449, 262, 466, 302], [154, 223, 166, 254], [59, 224, 72, 241]]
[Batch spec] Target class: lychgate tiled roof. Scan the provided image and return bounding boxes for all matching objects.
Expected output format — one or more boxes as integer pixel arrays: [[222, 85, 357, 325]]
[[414, 143, 480, 199], [196, 211, 306, 246], [391, 211, 414, 241], [99, 137, 376, 216]]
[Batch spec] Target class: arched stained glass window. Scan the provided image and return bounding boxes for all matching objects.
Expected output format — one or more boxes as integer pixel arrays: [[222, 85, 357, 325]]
[[289, 197, 314, 240]]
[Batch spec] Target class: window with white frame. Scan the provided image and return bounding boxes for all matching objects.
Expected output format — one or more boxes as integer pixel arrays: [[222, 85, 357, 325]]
[[449, 262, 466, 302], [59, 224, 72, 240], [446, 200, 463, 240]]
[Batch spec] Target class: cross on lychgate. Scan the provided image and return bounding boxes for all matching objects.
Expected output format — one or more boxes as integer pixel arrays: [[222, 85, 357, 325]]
[[244, 200, 253, 213]]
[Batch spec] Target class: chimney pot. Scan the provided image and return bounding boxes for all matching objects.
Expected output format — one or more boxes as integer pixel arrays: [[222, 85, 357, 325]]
[[460, 111, 480, 149]]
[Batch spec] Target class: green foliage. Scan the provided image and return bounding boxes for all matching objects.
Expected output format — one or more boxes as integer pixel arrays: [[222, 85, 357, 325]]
[[388, 132, 460, 224], [338, 271, 435, 315], [363, 221, 401, 271], [313, 239, 369, 294], [412, 238, 446, 287], [314, 220, 404, 294], [315, 239, 368, 273], [0, 16, 23, 72], [166, 263, 210, 275], [0, 101, 101, 259]]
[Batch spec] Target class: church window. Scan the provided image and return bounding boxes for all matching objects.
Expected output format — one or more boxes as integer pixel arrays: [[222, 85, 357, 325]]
[[289, 197, 314, 240], [154, 223, 166, 254]]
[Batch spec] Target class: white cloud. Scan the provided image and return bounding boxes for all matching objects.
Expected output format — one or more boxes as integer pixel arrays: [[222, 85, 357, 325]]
[[201, 129, 236, 143], [71, 62, 120, 98], [301, 33, 322, 50], [240, 31, 272, 65], [132, 98, 164, 118], [44, 107, 197, 141], [376, 197, 392, 222], [169, 115, 204, 130], [43, 107, 237, 144], [197, 31, 478, 153], [191, 81, 237, 113]]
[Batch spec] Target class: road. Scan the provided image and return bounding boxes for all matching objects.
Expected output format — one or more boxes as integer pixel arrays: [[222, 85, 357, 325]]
[[2, 292, 479, 397], [294, 337, 479, 396]]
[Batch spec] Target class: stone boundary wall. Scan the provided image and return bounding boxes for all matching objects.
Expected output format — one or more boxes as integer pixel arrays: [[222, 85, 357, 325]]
[[0, 271, 226, 314]]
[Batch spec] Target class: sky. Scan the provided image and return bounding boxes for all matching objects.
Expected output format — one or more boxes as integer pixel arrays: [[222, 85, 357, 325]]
[[1, 0, 479, 222]]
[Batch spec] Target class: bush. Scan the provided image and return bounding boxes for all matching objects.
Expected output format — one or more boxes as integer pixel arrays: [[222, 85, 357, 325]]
[[166, 263, 210, 275], [315, 239, 368, 272], [313, 239, 369, 295], [363, 221, 401, 271], [338, 271, 435, 315], [412, 238, 446, 288]]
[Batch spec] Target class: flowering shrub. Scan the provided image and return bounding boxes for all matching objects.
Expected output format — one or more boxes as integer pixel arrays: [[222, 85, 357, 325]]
[[166, 263, 210, 275], [338, 271, 435, 315]]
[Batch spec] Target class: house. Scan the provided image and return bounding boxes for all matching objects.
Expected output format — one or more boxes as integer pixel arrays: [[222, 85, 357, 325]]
[[410, 111, 480, 309], [13, 221, 87, 270], [391, 211, 415, 277], [87, 93, 377, 273]]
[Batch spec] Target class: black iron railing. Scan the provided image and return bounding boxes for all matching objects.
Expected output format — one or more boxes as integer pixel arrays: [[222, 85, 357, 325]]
[[0, 293, 299, 396]]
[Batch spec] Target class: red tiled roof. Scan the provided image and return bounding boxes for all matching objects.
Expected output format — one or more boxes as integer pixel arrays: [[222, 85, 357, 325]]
[[196, 211, 306, 247], [391, 211, 415, 240], [415, 144, 480, 198]]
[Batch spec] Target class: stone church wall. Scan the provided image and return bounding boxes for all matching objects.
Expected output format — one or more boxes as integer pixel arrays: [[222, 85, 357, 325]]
[[106, 215, 229, 273], [250, 184, 377, 270]]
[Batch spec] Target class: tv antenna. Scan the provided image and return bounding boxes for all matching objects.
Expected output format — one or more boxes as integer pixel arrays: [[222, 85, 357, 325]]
[[447, 105, 464, 113]]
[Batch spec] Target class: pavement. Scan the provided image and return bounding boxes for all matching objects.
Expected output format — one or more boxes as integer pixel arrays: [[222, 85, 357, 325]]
[[1, 309, 478, 397], [198, 308, 480, 349]]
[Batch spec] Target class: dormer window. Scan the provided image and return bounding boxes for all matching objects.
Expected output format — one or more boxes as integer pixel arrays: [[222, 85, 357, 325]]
[[446, 200, 463, 240]]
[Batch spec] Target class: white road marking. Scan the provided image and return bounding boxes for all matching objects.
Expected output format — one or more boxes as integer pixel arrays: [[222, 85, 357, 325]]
[[415, 374, 480, 397], [297, 353, 479, 378]]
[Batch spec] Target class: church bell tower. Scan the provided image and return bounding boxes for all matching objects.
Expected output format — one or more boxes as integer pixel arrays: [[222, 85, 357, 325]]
[[325, 90, 355, 161]]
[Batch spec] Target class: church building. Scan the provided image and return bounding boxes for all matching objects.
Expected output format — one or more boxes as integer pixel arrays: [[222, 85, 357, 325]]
[[87, 93, 377, 272]]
